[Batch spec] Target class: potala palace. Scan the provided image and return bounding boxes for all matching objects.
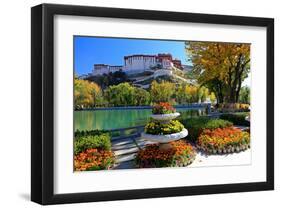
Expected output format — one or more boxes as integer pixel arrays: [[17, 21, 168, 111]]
[[92, 53, 191, 76]]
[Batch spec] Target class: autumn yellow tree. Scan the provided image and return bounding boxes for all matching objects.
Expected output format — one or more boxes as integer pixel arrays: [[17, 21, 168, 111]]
[[175, 83, 216, 104], [74, 79, 103, 109], [185, 42, 250, 103], [150, 81, 176, 103], [185, 85, 199, 103]]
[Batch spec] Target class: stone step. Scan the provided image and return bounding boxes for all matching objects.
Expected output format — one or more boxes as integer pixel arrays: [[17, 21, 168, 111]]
[[112, 137, 144, 146], [116, 153, 136, 163], [134, 140, 156, 148], [114, 146, 140, 156], [112, 142, 138, 151], [112, 139, 156, 151], [112, 133, 140, 142]]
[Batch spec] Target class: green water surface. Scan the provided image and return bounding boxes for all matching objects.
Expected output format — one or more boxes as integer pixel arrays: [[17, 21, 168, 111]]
[[74, 108, 206, 131]]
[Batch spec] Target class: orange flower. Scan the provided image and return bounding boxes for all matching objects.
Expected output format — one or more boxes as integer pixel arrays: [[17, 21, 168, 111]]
[[74, 148, 115, 171], [135, 140, 195, 168], [198, 127, 250, 153], [152, 102, 176, 114]]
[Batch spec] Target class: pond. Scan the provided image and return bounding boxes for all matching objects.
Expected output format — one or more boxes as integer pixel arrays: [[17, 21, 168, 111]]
[[74, 107, 207, 131]]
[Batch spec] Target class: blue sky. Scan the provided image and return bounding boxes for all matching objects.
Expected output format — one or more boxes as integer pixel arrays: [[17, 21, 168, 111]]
[[74, 36, 188, 75]]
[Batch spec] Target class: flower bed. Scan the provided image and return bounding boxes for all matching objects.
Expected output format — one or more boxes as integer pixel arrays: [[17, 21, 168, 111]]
[[74, 130, 115, 171], [135, 140, 196, 168], [198, 127, 250, 154], [74, 148, 115, 171], [152, 102, 176, 114], [145, 120, 184, 135]]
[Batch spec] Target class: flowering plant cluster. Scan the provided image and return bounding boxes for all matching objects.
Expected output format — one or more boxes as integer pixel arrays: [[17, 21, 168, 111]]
[[74, 148, 115, 171], [152, 102, 176, 114], [145, 120, 184, 135], [198, 127, 250, 154], [135, 140, 196, 168]]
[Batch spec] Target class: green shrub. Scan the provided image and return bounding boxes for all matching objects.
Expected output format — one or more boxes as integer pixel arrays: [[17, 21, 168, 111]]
[[74, 132, 111, 155], [219, 113, 250, 126], [180, 117, 233, 142]]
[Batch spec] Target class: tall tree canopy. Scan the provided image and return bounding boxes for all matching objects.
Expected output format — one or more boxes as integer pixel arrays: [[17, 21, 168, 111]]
[[185, 41, 250, 103], [150, 81, 176, 103], [104, 83, 151, 106], [74, 79, 103, 108]]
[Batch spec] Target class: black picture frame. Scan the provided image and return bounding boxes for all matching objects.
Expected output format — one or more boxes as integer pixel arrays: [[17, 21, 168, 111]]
[[31, 3, 274, 205]]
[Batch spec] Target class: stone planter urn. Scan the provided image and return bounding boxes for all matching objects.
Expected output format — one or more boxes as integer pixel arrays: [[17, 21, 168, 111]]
[[141, 112, 188, 150]]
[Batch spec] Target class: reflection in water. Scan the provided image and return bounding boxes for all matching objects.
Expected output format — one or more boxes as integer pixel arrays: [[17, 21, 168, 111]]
[[74, 108, 207, 131]]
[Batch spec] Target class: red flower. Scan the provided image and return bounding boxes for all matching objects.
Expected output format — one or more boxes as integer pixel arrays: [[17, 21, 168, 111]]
[[152, 102, 176, 114]]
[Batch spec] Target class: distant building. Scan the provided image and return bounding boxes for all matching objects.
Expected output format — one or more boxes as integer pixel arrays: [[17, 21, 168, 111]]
[[93, 64, 110, 75], [123, 55, 157, 74], [172, 59, 183, 69], [92, 53, 183, 76], [109, 65, 123, 73]]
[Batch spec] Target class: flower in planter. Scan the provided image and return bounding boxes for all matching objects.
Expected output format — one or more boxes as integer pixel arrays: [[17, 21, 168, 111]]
[[152, 102, 176, 114], [145, 120, 184, 135]]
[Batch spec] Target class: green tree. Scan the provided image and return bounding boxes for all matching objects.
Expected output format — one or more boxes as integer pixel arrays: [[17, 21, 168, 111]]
[[104, 83, 151, 106], [150, 81, 176, 103], [210, 92, 217, 104], [239, 86, 250, 104], [133, 88, 151, 106], [198, 86, 209, 103], [185, 85, 199, 103], [175, 84, 216, 104], [175, 84, 187, 104], [175, 84, 198, 104]]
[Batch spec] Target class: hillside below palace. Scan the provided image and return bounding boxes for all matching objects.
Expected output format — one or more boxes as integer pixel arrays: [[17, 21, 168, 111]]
[[92, 53, 189, 76]]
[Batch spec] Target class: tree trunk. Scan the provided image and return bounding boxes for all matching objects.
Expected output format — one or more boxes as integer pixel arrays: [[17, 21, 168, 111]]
[[229, 54, 243, 103], [235, 66, 245, 102], [235, 79, 242, 103], [217, 81, 224, 104]]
